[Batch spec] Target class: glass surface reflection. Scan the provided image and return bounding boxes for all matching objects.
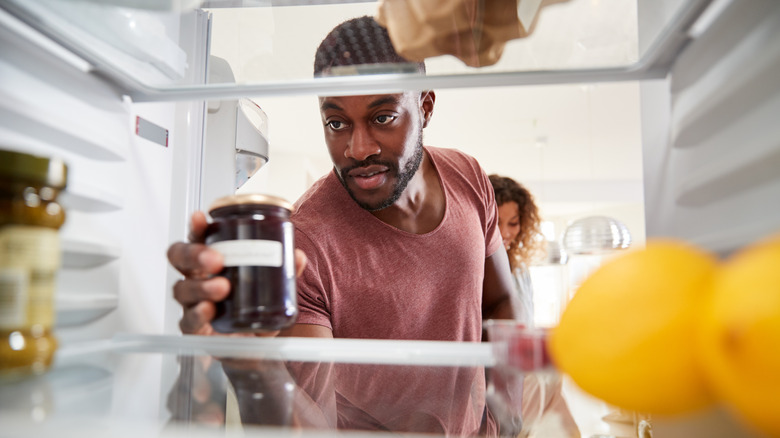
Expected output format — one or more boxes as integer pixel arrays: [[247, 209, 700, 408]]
[[0, 335, 590, 437], [167, 354, 505, 436]]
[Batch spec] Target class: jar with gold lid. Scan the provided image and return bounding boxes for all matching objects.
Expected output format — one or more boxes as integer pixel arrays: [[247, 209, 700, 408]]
[[205, 193, 297, 333], [0, 149, 67, 380]]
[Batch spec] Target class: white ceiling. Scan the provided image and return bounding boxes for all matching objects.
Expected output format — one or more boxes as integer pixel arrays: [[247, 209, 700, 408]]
[[210, 0, 648, 238]]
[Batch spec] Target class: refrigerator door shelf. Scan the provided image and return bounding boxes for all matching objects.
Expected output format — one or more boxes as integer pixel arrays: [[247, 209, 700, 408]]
[[55, 293, 119, 327], [0, 362, 113, 423], [234, 99, 269, 190], [61, 238, 121, 269], [0, 65, 129, 162], [5, 0, 188, 83], [60, 181, 124, 213]]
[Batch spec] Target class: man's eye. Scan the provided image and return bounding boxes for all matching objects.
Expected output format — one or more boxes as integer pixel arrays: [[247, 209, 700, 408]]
[[375, 115, 396, 125], [327, 120, 346, 131]]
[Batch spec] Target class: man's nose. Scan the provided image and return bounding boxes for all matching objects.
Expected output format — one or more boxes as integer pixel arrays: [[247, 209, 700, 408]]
[[345, 124, 380, 161]]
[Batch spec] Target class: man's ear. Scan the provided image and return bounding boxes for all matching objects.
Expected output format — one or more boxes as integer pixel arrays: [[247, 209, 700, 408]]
[[421, 90, 436, 128]]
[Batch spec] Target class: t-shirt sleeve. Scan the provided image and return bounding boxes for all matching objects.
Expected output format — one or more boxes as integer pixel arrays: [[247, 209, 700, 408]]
[[476, 162, 503, 258], [293, 229, 334, 330]]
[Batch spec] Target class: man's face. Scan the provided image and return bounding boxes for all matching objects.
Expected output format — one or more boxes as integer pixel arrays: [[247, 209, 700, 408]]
[[319, 91, 434, 211]]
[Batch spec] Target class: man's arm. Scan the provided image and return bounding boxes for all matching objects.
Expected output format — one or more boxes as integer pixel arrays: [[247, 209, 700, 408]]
[[482, 248, 522, 322], [481, 249, 526, 435], [281, 323, 334, 338]]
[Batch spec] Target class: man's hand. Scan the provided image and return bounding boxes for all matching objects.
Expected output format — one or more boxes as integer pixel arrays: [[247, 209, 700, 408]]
[[167, 211, 307, 336]]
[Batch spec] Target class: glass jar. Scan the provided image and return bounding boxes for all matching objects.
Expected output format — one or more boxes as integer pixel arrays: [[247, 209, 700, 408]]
[[205, 194, 297, 333], [0, 149, 67, 380]]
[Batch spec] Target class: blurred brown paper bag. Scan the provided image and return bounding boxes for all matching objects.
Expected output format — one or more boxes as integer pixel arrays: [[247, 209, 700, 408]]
[[376, 0, 552, 67]]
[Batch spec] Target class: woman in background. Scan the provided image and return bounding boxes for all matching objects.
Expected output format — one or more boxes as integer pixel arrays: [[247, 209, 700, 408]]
[[488, 174, 581, 437], [488, 174, 544, 327]]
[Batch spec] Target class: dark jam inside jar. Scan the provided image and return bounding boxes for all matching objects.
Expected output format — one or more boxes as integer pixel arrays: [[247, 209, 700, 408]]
[[205, 195, 297, 333]]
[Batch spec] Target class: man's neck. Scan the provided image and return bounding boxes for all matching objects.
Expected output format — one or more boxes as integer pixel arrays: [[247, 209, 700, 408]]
[[371, 150, 445, 234]]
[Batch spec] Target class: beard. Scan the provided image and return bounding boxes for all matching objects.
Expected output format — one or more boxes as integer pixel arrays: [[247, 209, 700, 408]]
[[337, 134, 424, 212]]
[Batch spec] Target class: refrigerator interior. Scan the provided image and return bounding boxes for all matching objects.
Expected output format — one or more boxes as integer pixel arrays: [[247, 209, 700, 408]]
[[1, 0, 779, 436], [0, 3, 211, 423]]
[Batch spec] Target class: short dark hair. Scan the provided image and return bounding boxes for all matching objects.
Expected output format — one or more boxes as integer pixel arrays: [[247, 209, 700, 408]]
[[313, 16, 425, 77]]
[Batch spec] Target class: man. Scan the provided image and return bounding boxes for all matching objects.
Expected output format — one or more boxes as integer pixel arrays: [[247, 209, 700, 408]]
[[168, 16, 520, 436]]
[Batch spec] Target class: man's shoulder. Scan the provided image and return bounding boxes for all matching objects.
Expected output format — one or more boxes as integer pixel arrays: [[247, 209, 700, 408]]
[[291, 172, 344, 231], [426, 145, 479, 165], [426, 146, 485, 180], [293, 173, 330, 210]]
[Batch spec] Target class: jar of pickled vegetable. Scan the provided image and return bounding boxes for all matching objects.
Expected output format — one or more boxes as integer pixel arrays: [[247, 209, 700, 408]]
[[0, 149, 67, 380], [205, 194, 297, 333]]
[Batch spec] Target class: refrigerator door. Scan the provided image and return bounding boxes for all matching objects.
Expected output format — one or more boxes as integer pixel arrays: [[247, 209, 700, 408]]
[[641, 0, 780, 256], [201, 55, 270, 210], [1, 6, 211, 420], [0, 6, 210, 343]]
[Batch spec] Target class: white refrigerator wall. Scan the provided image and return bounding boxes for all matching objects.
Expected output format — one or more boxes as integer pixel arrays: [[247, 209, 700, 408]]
[[640, 0, 780, 257]]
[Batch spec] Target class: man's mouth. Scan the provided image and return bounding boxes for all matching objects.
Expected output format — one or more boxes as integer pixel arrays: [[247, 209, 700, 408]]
[[348, 165, 389, 190]]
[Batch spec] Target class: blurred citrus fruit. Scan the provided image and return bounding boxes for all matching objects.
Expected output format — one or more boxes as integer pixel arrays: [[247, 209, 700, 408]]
[[697, 234, 780, 437], [548, 240, 718, 415]]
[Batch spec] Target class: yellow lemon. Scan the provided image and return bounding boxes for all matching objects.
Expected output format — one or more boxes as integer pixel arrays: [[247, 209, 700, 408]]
[[697, 234, 780, 437], [548, 240, 718, 415]]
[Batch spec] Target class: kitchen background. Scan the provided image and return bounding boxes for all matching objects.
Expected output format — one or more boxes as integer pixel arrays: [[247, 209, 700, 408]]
[[208, 0, 649, 328], [206, 4, 650, 430]]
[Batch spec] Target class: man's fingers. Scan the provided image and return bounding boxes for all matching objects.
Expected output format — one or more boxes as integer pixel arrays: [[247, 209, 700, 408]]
[[188, 211, 209, 243], [173, 276, 230, 306], [168, 242, 224, 278], [180, 301, 218, 335], [295, 249, 307, 278]]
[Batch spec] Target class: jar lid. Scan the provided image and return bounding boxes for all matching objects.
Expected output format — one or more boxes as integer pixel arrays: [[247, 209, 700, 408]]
[[209, 193, 294, 213], [0, 149, 68, 189]]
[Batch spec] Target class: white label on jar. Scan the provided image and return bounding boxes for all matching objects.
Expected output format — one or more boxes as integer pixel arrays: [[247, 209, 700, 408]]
[[0, 268, 27, 329], [210, 239, 283, 267], [0, 226, 59, 330]]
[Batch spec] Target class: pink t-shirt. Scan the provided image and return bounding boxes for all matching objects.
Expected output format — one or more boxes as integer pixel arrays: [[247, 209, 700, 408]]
[[291, 146, 502, 435]]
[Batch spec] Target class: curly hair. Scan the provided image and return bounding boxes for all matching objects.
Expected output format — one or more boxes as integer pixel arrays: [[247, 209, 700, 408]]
[[314, 16, 426, 77], [489, 174, 544, 270]]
